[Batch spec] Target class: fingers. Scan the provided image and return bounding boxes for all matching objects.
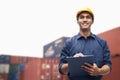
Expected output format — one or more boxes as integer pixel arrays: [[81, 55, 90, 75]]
[[84, 63, 93, 68], [73, 53, 84, 57], [81, 65, 95, 76], [81, 63, 94, 72], [81, 63, 99, 76]]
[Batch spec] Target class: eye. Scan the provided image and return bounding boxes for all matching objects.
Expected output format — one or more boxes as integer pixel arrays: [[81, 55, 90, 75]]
[[79, 16, 84, 19], [79, 15, 92, 19], [86, 15, 92, 19]]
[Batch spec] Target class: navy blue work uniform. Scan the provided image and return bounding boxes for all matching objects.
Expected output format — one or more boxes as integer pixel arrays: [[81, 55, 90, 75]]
[[58, 33, 112, 80]]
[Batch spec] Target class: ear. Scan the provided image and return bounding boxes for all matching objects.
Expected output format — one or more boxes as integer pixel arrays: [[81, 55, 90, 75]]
[[92, 21, 94, 24], [77, 20, 79, 24]]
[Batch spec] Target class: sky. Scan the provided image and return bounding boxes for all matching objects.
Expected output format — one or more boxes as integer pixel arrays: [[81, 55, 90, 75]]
[[0, 0, 120, 58]]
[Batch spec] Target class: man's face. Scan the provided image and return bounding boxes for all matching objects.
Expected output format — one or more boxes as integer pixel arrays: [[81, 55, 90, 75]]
[[77, 12, 93, 31]]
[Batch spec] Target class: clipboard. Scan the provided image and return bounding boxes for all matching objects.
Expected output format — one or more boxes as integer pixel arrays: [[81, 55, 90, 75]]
[[66, 55, 94, 77]]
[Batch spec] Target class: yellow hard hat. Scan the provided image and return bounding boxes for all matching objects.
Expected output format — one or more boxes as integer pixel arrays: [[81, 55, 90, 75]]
[[76, 7, 94, 20]]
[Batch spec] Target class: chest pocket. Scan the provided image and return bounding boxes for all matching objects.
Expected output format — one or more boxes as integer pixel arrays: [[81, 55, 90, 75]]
[[68, 39, 84, 56]]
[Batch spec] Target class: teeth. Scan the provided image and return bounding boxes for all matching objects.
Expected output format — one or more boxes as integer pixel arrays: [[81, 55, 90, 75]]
[[83, 24, 87, 26], [83, 23, 87, 25]]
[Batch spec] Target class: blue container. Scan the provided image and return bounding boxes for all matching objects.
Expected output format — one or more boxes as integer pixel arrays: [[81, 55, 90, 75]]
[[0, 55, 10, 64], [9, 72, 19, 80], [19, 64, 25, 71]]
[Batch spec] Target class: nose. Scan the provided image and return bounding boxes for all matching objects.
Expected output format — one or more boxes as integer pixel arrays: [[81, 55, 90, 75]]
[[84, 17, 87, 20], [83, 17, 88, 21]]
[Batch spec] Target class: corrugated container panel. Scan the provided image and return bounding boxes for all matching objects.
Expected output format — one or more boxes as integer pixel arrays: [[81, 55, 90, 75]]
[[19, 71, 24, 80], [40, 58, 52, 80], [98, 27, 120, 54], [22, 57, 41, 80], [10, 56, 21, 64], [10, 56, 28, 64], [20, 57, 28, 64], [43, 37, 70, 58], [102, 55, 120, 80], [8, 64, 25, 80], [0, 64, 9, 74], [40, 58, 65, 80], [0, 55, 10, 64], [0, 74, 9, 80], [51, 58, 63, 80], [9, 64, 19, 73]]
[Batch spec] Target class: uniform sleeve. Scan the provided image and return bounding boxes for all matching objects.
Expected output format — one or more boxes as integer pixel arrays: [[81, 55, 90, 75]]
[[58, 39, 71, 74], [103, 40, 112, 70]]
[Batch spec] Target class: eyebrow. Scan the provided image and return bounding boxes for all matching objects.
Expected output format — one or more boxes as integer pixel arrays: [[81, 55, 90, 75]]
[[79, 15, 92, 18]]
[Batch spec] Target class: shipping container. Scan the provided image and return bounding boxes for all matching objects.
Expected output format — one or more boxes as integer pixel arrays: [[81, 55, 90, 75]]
[[9, 64, 19, 73], [40, 58, 68, 80], [19, 70, 24, 80], [19, 64, 25, 71], [22, 57, 41, 80], [51, 58, 63, 80], [0, 74, 9, 80], [10, 56, 28, 64], [98, 27, 120, 54], [0, 64, 9, 74], [9, 72, 19, 80], [43, 37, 70, 58], [40, 58, 52, 80], [9, 64, 25, 80], [0, 55, 10, 64], [10, 56, 21, 64], [8, 64, 20, 80]]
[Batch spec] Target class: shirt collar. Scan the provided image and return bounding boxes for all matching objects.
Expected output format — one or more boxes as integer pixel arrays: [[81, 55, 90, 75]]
[[76, 33, 95, 40]]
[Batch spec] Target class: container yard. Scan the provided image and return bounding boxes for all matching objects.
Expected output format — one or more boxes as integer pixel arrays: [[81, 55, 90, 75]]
[[0, 55, 68, 80], [0, 27, 120, 80]]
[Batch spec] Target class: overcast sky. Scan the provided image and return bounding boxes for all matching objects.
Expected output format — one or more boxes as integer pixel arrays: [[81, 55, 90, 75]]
[[0, 0, 120, 57]]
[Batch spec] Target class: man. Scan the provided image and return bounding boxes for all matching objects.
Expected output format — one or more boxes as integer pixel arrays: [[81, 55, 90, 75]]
[[58, 7, 112, 80]]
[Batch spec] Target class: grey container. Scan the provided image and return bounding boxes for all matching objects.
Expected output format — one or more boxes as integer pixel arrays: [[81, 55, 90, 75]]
[[43, 37, 70, 58]]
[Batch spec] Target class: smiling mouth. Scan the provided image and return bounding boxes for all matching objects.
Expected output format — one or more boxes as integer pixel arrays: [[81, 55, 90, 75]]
[[82, 23, 89, 26], [83, 24, 88, 26]]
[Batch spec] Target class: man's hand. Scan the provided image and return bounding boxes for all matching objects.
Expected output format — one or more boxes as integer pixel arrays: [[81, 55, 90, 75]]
[[73, 53, 84, 57], [81, 63, 101, 76]]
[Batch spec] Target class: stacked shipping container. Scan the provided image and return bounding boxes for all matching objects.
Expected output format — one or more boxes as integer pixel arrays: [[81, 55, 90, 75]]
[[0, 55, 10, 80], [22, 57, 41, 80], [0, 55, 68, 80], [51, 58, 62, 80], [43, 37, 70, 58], [9, 55, 27, 80], [40, 58, 67, 80], [40, 58, 52, 80], [0, 27, 119, 80], [43, 37, 70, 80]]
